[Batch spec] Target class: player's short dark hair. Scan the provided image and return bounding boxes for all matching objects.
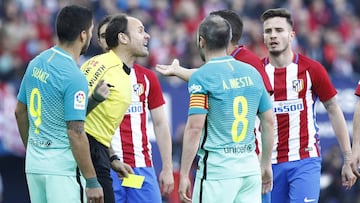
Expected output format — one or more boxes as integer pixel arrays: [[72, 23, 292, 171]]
[[97, 15, 113, 39], [210, 10, 243, 45], [198, 15, 231, 51], [105, 14, 128, 49], [261, 8, 294, 28], [55, 5, 93, 43]]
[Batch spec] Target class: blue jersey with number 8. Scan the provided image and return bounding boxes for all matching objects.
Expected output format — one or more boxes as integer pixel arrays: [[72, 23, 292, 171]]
[[188, 56, 272, 180]]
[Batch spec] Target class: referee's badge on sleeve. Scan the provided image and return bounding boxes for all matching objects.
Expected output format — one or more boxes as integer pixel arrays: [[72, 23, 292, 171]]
[[74, 91, 86, 110]]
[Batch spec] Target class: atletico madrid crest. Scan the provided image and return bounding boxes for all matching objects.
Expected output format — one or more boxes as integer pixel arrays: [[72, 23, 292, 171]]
[[133, 83, 144, 96], [292, 79, 304, 92]]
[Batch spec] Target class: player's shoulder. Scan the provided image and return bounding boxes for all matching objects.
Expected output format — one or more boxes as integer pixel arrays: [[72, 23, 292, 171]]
[[30, 48, 55, 65], [233, 59, 259, 73], [134, 63, 158, 77], [297, 53, 322, 67], [237, 46, 258, 57], [84, 51, 121, 65], [82, 52, 107, 64], [233, 46, 262, 62], [134, 63, 150, 72]]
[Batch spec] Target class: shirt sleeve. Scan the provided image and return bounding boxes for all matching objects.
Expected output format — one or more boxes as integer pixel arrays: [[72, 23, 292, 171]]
[[258, 87, 273, 113], [307, 59, 337, 102], [144, 68, 165, 109], [63, 72, 89, 121], [188, 71, 208, 115]]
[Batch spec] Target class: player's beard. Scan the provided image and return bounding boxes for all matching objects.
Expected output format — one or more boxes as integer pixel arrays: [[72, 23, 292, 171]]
[[268, 42, 289, 57], [80, 34, 91, 55], [199, 50, 205, 62], [80, 43, 89, 55]]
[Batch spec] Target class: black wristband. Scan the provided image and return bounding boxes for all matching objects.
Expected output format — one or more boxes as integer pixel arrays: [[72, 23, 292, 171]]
[[91, 93, 103, 103], [110, 155, 120, 162]]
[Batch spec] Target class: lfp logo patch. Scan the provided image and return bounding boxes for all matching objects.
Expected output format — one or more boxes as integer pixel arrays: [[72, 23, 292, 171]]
[[74, 91, 86, 110]]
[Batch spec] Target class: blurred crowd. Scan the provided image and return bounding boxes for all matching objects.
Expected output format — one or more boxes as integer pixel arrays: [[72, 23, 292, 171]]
[[1, 0, 360, 83], [1, 0, 360, 202]]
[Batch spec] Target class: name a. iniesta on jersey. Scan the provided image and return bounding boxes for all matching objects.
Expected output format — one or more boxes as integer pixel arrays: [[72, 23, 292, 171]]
[[222, 76, 254, 90], [32, 67, 50, 83]]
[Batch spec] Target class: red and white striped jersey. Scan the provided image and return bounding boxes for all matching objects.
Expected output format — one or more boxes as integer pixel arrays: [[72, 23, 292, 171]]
[[230, 46, 273, 155], [355, 81, 360, 96], [263, 53, 337, 164], [111, 64, 165, 167], [231, 46, 273, 95]]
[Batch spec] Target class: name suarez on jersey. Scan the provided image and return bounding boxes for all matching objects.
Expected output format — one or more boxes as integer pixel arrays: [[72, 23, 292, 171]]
[[273, 99, 304, 114], [32, 67, 49, 83], [222, 76, 254, 90]]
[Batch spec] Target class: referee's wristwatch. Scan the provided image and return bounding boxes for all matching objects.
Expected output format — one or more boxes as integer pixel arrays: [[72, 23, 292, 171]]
[[110, 155, 120, 162]]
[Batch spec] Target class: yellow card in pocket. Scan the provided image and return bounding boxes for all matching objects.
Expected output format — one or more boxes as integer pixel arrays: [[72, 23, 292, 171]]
[[121, 174, 145, 189]]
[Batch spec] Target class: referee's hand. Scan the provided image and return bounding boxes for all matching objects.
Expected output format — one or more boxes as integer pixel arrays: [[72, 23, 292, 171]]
[[111, 160, 133, 178], [92, 80, 111, 102]]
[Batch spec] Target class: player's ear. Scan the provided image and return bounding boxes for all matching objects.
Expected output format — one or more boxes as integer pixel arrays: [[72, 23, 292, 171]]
[[196, 30, 204, 49], [118, 32, 129, 45], [80, 30, 87, 43], [290, 31, 295, 39], [199, 36, 205, 49]]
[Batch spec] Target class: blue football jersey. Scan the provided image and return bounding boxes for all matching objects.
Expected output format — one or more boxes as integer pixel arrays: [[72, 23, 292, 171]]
[[188, 56, 272, 180], [17, 46, 88, 176]]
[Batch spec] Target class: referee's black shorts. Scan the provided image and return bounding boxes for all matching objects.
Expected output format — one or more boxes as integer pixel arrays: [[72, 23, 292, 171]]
[[87, 133, 114, 203]]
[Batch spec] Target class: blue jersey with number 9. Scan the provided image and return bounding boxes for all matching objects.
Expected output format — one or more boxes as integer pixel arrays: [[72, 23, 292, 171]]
[[17, 46, 88, 176]]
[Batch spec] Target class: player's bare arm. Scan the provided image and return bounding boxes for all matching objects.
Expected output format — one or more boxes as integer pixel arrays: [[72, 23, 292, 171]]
[[67, 121, 104, 202], [15, 101, 29, 148], [155, 59, 196, 82], [150, 106, 174, 195], [258, 109, 274, 194], [109, 145, 133, 178], [67, 120, 98, 179], [352, 98, 360, 177], [323, 97, 357, 189]]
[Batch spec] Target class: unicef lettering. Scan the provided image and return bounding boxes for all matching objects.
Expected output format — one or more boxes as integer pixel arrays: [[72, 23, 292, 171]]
[[223, 144, 254, 154]]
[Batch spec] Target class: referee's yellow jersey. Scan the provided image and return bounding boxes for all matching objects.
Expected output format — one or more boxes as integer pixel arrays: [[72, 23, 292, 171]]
[[81, 50, 131, 147]]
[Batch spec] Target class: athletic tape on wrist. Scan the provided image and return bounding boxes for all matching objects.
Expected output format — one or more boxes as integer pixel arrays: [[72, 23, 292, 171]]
[[86, 177, 101, 188]]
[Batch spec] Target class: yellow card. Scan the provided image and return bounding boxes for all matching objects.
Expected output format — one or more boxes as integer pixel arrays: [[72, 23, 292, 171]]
[[121, 174, 145, 189]]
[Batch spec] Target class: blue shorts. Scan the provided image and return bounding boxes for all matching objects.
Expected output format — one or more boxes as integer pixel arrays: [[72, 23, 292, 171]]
[[271, 157, 321, 203], [111, 167, 162, 203], [262, 192, 271, 203]]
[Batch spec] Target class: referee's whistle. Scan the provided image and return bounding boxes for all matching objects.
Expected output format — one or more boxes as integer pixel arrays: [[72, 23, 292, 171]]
[[107, 84, 115, 88]]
